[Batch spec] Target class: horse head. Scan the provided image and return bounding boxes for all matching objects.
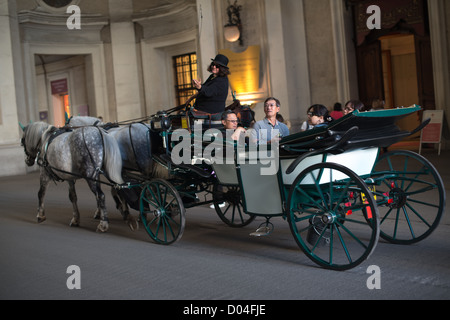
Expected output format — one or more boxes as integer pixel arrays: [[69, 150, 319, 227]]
[[20, 122, 50, 167]]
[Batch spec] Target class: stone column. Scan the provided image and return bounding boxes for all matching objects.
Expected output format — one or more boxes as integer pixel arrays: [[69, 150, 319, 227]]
[[108, 0, 142, 121], [0, 0, 27, 176], [196, 0, 217, 79], [428, 0, 450, 123], [264, 0, 290, 116]]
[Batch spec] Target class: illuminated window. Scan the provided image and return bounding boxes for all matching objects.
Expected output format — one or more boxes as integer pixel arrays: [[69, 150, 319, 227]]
[[63, 94, 70, 119], [173, 53, 198, 106]]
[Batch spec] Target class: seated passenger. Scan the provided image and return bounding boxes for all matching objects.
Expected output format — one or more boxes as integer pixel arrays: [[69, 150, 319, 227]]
[[251, 97, 290, 144], [300, 105, 315, 131], [371, 98, 385, 110], [221, 110, 247, 141], [308, 104, 333, 128], [330, 102, 344, 120], [276, 113, 291, 130], [343, 100, 365, 115]]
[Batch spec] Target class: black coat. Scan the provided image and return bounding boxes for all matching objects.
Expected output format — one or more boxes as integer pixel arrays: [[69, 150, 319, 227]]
[[194, 75, 229, 114]]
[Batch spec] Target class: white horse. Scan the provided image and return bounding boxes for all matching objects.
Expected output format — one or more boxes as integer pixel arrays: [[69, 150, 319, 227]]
[[21, 122, 125, 232], [67, 116, 167, 228]]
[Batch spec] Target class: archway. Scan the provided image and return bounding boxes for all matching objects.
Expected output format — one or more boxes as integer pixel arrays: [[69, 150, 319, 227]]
[[351, 0, 434, 109], [352, 0, 434, 145], [34, 54, 91, 127]]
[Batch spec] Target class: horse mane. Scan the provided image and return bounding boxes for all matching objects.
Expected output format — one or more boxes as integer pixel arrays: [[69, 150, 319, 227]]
[[67, 116, 104, 127]]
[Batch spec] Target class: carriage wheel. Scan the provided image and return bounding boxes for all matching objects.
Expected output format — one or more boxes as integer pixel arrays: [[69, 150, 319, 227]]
[[287, 163, 379, 271], [140, 179, 186, 245], [212, 183, 255, 227], [371, 150, 445, 244]]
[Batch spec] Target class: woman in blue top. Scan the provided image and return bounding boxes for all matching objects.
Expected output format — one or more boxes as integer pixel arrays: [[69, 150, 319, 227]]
[[251, 97, 290, 144]]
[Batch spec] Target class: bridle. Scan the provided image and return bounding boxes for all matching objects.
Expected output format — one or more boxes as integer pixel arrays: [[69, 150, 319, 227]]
[[21, 129, 44, 166]]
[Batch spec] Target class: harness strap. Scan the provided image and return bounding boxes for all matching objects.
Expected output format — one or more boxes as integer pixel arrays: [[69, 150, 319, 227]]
[[38, 128, 69, 182], [81, 127, 107, 179], [127, 123, 150, 173]]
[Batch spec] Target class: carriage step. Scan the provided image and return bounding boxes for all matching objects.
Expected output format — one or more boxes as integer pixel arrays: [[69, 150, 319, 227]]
[[250, 222, 274, 237]]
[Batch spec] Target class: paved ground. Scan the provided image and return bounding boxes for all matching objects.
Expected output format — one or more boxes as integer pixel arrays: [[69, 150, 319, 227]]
[[0, 149, 449, 301]]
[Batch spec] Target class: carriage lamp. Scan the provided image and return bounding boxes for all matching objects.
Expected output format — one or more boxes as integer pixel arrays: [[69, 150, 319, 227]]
[[151, 111, 171, 131], [162, 118, 171, 131], [224, 0, 243, 45]]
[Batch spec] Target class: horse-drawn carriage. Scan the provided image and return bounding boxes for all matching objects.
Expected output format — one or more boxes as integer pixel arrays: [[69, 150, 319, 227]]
[[21, 104, 445, 271]]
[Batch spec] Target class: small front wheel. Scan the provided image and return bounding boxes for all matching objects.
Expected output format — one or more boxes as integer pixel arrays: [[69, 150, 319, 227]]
[[287, 162, 380, 271], [212, 183, 255, 227], [140, 179, 186, 245]]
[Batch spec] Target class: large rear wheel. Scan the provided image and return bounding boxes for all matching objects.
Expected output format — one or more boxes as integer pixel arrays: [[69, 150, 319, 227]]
[[371, 150, 445, 244]]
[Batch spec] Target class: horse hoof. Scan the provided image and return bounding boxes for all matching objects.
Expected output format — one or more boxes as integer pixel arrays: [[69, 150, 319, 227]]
[[69, 219, 80, 227], [37, 217, 46, 223], [96, 221, 109, 233], [127, 218, 139, 232]]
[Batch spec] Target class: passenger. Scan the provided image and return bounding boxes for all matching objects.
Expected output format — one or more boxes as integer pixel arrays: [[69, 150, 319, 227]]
[[221, 110, 247, 141], [276, 113, 291, 130], [188, 54, 230, 115], [371, 99, 385, 110], [308, 104, 333, 128], [343, 100, 365, 115], [330, 102, 344, 120], [251, 97, 290, 144], [300, 105, 315, 131]]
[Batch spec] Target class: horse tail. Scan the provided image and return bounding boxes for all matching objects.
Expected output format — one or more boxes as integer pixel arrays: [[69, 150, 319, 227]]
[[100, 130, 124, 185]]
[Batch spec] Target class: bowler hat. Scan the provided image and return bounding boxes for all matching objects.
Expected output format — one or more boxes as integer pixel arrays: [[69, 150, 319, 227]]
[[211, 54, 229, 69]]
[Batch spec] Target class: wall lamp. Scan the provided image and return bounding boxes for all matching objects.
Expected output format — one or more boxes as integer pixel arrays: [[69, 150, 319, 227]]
[[224, 0, 243, 45]]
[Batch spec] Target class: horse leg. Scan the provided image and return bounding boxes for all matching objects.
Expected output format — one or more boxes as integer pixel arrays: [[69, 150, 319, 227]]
[[86, 179, 109, 233], [111, 187, 139, 231], [93, 208, 101, 220], [67, 180, 80, 227], [37, 172, 51, 223]]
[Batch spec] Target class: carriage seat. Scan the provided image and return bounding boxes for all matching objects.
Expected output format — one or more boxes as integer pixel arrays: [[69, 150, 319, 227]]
[[189, 108, 223, 129]]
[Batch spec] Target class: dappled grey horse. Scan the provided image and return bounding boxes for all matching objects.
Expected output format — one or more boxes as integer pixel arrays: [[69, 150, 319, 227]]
[[20, 122, 124, 232], [68, 117, 160, 227]]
